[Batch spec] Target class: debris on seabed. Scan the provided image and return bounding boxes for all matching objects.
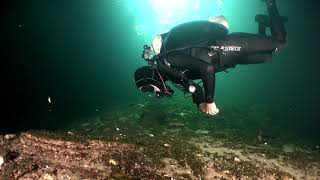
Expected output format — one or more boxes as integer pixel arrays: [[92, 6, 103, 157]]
[[169, 122, 185, 127], [195, 129, 210, 134], [43, 173, 54, 180], [282, 144, 296, 153], [0, 156, 3, 167], [148, 134, 154, 137], [164, 143, 171, 147], [234, 157, 241, 162], [4, 134, 16, 140], [109, 159, 118, 166]]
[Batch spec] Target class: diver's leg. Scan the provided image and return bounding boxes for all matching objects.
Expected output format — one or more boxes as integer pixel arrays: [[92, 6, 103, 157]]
[[238, 53, 272, 65], [217, 33, 276, 68], [220, 33, 278, 54], [255, 14, 288, 36], [265, 0, 287, 46], [255, 15, 268, 36]]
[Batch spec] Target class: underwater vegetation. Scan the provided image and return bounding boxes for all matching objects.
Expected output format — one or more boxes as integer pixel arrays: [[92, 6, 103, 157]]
[[0, 97, 319, 179]]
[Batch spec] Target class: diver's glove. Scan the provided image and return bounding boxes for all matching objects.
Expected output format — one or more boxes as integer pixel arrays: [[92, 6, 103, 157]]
[[199, 102, 220, 116]]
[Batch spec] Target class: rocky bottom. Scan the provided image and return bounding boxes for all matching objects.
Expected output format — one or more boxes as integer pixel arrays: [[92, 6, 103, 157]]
[[0, 128, 319, 180], [1, 100, 320, 179]]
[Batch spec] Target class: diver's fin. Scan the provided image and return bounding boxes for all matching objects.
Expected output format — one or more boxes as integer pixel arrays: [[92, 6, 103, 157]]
[[260, 0, 276, 6]]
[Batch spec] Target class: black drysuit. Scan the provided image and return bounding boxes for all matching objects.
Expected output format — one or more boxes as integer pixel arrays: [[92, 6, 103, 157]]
[[157, 0, 287, 106]]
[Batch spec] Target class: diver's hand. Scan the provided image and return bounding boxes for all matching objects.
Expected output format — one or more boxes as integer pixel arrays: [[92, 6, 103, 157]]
[[199, 102, 219, 115], [150, 85, 161, 93]]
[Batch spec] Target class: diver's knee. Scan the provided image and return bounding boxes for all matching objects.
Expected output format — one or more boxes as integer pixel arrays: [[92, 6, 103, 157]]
[[204, 65, 215, 74], [278, 39, 288, 49], [281, 39, 288, 48], [274, 37, 288, 49]]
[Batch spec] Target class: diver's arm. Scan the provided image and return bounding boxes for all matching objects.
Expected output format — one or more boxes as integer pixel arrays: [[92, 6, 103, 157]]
[[192, 83, 205, 107], [158, 60, 207, 107], [157, 60, 188, 83], [202, 66, 216, 103], [200, 66, 220, 115], [161, 54, 216, 102]]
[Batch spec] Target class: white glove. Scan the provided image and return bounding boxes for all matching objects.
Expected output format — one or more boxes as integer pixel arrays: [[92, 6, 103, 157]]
[[199, 102, 220, 115]]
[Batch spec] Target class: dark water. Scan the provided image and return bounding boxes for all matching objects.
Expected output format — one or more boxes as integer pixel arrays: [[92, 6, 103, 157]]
[[2, 0, 320, 144]]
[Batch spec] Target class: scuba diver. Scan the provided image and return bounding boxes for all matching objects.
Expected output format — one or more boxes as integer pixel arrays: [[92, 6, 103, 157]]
[[134, 0, 288, 115]]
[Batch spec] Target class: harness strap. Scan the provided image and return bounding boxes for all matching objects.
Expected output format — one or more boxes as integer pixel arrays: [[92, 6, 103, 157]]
[[154, 67, 169, 93]]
